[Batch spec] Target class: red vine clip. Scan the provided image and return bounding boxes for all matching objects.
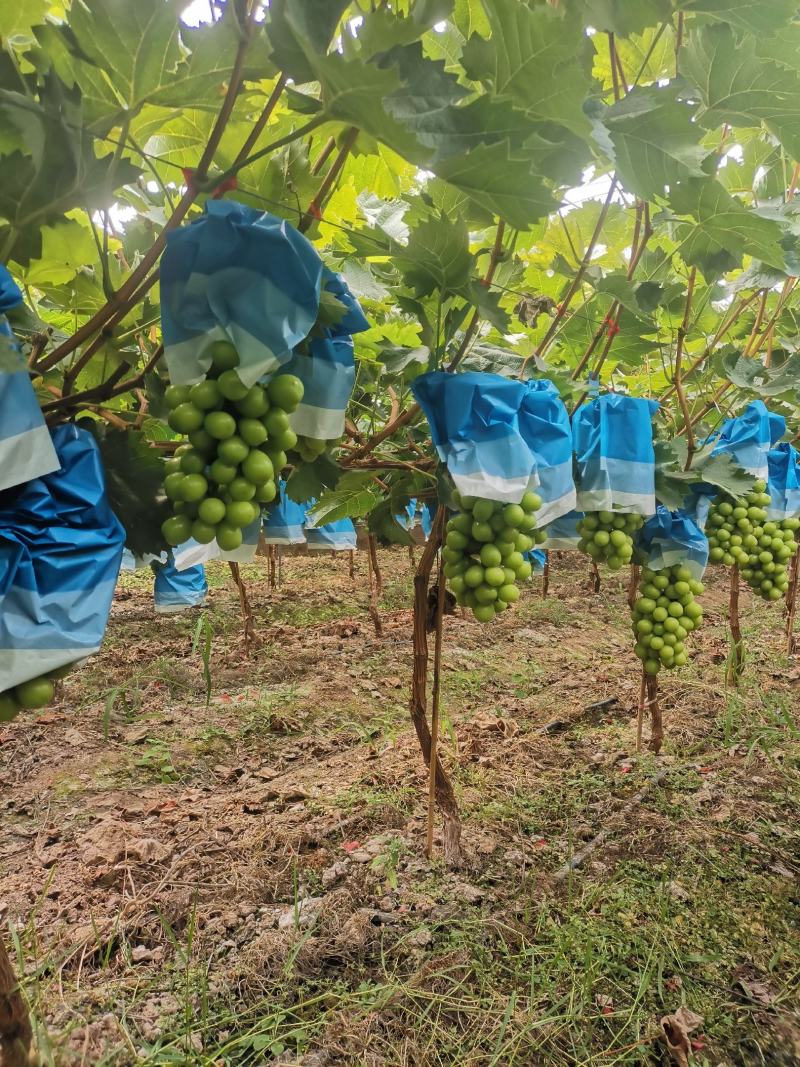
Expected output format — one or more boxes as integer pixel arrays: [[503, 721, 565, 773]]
[[306, 201, 323, 221], [603, 315, 620, 338]]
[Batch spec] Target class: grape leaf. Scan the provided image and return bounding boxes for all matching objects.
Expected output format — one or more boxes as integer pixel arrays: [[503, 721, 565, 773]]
[[0, 82, 142, 262], [696, 452, 757, 498], [675, 0, 798, 36], [285, 453, 341, 504], [460, 0, 592, 137], [82, 425, 171, 558], [577, 0, 672, 37], [716, 349, 800, 400], [591, 86, 707, 202], [307, 472, 381, 526], [682, 24, 800, 162], [395, 214, 473, 296], [669, 178, 787, 277], [368, 499, 413, 545], [0, 0, 50, 43]]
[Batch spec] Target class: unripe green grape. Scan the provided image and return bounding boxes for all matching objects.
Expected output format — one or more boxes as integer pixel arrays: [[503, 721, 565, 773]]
[[473, 604, 496, 623], [472, 499, 495, 522]]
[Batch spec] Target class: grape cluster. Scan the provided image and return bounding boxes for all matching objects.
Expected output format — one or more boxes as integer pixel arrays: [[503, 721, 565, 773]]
[[443, 491, 545, 622], [161, 342, 303, 551], [631, 564, 704, 675], [706, 481, 799, 602], [0, 663, 73, 722], [295, 435, 328, 463], [577, 511, 644, 570]]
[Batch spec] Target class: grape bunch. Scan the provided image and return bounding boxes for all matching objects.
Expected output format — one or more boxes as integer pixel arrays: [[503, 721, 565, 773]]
[[442, 491, 545, 622], [577, 511, 644, 570], [161, 342, 303, 551], [0, 663, 73, 722], [295, 435, 329, 463], [631, 564, 704, 675], [706, 481, 799, 602]]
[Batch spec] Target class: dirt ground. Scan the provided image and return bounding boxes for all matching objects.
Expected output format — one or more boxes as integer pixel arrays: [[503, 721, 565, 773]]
[[1, 548, 799, 1066]]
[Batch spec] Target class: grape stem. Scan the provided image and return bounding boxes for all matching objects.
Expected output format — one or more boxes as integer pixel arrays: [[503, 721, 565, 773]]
[[726, 564, 745, 686], [228, 562, 255, 657], [636, 666, 646, 753], [426, 554, 447, 860], [411, 506, 463, 867], [785, 536, 800, 654], [367, 534, 384, 638], [646, 675, 662, 754]]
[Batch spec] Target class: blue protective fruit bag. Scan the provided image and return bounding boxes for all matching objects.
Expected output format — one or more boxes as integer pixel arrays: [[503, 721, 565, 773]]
[[412, 371, 575, 520], [766, 442, 800, 520], [636, 505, 709, 579], [540, 508, 584, 549], [153, 554, 208, 613], [395, 498, 418, 530], [305, 515, 357, 551], [160, 201, 322, 387], [283, 269, 369, 441], [0, 425, 125, 687], [0, 264, 59, 492], [524, 548, 547, 575], [709, 400, 785, 478], [263, 481, 308, 545], [518, 378, 576, 523], [572, 394, 659, 514], [420, 501, 436, 539]]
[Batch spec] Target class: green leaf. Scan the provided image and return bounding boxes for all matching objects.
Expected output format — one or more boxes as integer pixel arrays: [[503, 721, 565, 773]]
[[595, 273, 664, 318], [150, 12, 275, 110], [577, 0, 672, 37], [0, 84, 142, 262], [654, 439, 697, 511], [716, 349, 800, 400], [675, 0, 799, 36], [461, 0, 592, 136], [63, 0, 182, 124], [395, 213, 473, 296], [368, 499, 413, 545], [668, 178, 788, 277], [695, 452, 757, 498], [377, 345, 430, 377], [83, 425, 171, 557], [340, 259, 390, 302], [357, 0, 454, 57], [653, 438, 755, 510], [285, 453, 341, 504], [0, 0, 50, 43], [456, 278, 510, 333], [682, 24, 800, 162], [266, 0, 350, 82], [553, 294, 655, 370], [307, 472, 382, 525], [309, 53, 423, 161], [590, 86, 707, 202], [434, 141, 557, 230], [460, 342, 522, 376], [14, 218, 99, 286]]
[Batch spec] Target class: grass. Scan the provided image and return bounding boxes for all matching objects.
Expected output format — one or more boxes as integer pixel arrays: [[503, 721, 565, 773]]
[[4, 551, 800, 1065]]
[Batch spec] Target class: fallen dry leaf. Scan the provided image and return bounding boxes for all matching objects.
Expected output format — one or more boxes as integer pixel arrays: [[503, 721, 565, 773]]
[[660, 1006, 704, 1066]]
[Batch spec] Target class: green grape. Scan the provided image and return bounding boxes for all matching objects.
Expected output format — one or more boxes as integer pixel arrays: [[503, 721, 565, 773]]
[[707, 488, 799, 602], [576, 510, 644, 567], [630, 563, 704, 672], [443, 491, 542, 623]]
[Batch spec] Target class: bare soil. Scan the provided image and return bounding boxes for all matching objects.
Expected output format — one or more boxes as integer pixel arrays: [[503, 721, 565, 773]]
[[1, 549, 799, 1066]]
